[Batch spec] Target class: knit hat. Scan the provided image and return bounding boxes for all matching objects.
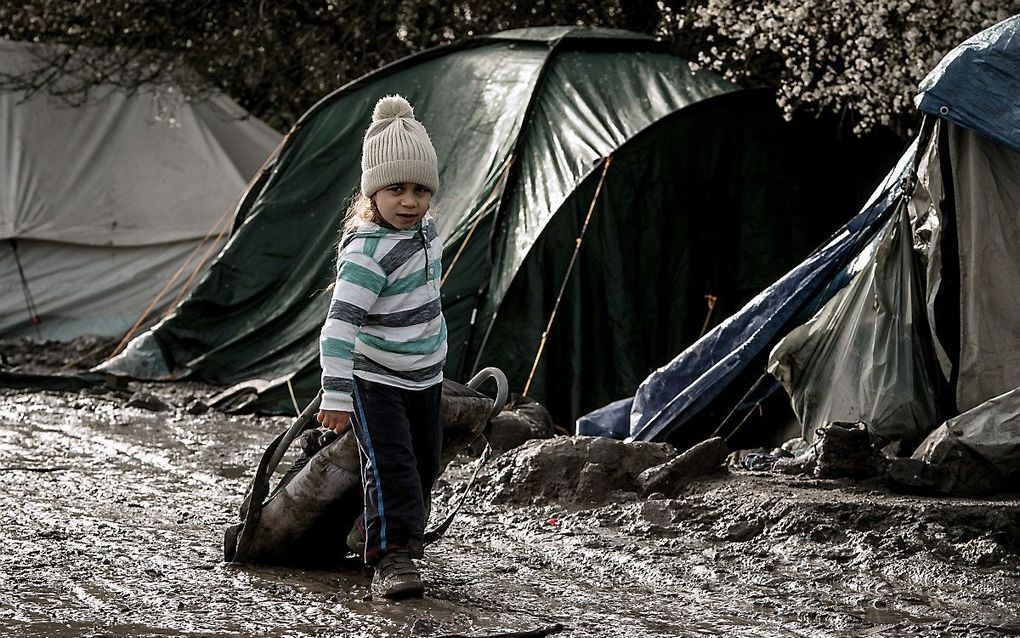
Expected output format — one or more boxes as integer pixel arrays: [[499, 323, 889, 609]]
[[360, 95, 439, 197]]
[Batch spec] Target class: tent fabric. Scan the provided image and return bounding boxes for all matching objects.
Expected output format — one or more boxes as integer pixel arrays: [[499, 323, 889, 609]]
[[0, 41, 281, 246], [766, 204, 940, 446], [0, 239, 200, 341], [102, 28, 899, 421], [946, 385, 1020, 476], [915, 15, 1020, 155], [0, 40, 281, 339], [480, 49, 735, 311], [911, 122, 954, 379], [488, 26, 653, 43], [949, 122, 1020, 411]]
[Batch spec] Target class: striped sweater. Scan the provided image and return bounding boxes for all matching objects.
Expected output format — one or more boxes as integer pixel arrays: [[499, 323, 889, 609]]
[[319, 214, 446, 412]]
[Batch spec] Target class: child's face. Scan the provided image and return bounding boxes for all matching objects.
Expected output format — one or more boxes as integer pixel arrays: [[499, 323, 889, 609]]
[[372, 183, 432, 230]]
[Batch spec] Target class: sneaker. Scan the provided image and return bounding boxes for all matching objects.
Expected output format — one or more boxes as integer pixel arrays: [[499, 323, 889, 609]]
[[346, 515, 366, 556], [371, 549, 424, 600]]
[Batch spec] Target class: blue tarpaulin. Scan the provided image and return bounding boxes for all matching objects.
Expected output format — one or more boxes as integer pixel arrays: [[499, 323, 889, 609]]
[[916, 14, 1020, 155]]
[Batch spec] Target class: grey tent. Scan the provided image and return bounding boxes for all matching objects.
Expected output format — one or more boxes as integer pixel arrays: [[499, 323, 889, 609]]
[[0, 40, 281, 340]]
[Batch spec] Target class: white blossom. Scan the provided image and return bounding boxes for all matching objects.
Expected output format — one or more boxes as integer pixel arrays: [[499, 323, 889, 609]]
[[663, 0, 1019, 135]]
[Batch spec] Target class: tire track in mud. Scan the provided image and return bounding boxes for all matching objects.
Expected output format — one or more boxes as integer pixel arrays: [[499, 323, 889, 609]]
[[1, 409, 232, 633], [0, 396, 361, 636]]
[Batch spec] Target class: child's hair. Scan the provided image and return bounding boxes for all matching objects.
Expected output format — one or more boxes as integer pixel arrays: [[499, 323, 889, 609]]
[[342, 191, 377, 234], [331, 187, 438, 286]]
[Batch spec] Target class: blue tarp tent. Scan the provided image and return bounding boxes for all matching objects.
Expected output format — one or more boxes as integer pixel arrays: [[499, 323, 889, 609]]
[[579, 15, 1020, 450]]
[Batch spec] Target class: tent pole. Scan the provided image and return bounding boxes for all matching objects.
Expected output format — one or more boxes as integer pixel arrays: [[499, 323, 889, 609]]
[[698, 294, 718, 338], [522, 155, 614, 397]]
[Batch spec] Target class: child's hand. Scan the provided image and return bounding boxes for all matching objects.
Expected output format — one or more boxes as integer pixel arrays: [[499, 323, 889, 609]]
[[316, 409, 351, 433]]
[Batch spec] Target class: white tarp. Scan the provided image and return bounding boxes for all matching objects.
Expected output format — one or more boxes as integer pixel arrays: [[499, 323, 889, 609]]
[[948, 385, 1020, 476], [767, 205, 940, 445], [949, 124, 1020, 412], [0, 40, 281, 339]]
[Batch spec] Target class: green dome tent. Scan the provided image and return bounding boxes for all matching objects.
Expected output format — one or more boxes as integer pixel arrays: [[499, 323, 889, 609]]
[[103, 27, 898, 422]]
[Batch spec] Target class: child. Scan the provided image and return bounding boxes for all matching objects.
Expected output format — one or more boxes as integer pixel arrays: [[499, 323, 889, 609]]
[[316, 94, 446, 601]]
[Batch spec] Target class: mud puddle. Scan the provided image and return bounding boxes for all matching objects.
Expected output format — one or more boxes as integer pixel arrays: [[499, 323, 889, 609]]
[[1, 382, 1019, 637]]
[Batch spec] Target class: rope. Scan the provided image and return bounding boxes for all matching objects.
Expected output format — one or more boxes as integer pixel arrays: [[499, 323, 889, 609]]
[[440, 157, 515, 289], [523, 155, 613, 396], [724, 401, 764, 443], [286, 378, 301, 417], [8, 239, 41, 332], [710, 372, 771, 440], [107, 201, 235, 360]]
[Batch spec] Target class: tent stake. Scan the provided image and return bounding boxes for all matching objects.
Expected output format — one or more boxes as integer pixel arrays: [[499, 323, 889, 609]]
[[523, 155, 613, 397], [698, 294, 718, 338]]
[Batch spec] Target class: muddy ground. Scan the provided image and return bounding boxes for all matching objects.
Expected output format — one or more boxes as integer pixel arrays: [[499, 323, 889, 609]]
[[2, 339, 1019, 637]]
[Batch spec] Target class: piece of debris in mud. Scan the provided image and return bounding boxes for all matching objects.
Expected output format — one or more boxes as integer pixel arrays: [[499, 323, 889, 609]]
[[185, 399, 210, 415], [479, 435, 731, 504], [732, 423, 884, 480], [636, 437, 728, 497], [427, 623, 565, 638], [126, 391, 171, 412], [484, 393, 556, 454], [813, 421, 885, 479]]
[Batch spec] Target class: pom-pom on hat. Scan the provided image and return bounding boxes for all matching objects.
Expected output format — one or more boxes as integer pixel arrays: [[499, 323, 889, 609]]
[[360, 95, 439, 197]]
